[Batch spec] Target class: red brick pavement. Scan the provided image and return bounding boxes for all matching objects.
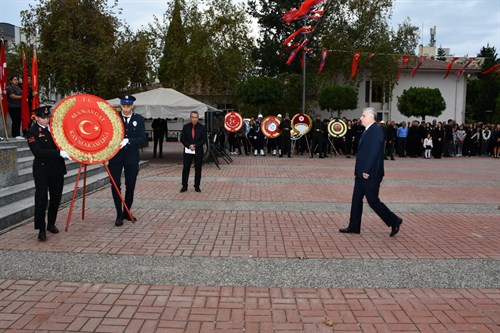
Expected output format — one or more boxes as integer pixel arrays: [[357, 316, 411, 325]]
[[1, 145, 499, 332], [0, 280, 499, 333]]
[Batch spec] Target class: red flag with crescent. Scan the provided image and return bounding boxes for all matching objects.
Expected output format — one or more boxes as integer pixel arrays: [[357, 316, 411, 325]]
[[21, 51, 30, 131], [410, 55, 427, 78], [283, 26, 314, 46], [31, 49, 39, 110], [444, 57, 459, 79], [0, 39, 8, 118], [286, 39, 309, 65], [283, 0, 325, 24], [351, 52, 361, 79], [482, 63, 500, 75], [455, 57, 474, 76], [396, 55, 411, 82], [317, 49, 329, 75]]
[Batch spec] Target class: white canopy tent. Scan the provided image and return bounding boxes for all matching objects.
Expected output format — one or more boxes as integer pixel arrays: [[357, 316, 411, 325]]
[[107, 88, 218, 120]]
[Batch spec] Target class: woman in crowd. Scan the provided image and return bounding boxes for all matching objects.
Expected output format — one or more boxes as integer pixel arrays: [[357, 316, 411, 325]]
[[432, 122, 444, 158]]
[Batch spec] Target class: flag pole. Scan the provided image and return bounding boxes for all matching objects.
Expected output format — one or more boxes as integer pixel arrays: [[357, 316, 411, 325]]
[[0, 98, 8, 140]]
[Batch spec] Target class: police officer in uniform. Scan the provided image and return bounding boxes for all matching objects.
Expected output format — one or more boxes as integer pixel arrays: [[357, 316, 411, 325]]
[[278, 113, 292, 158], [26, 106, 71, 241], [311, 114, 325, 158], [108, 95, 147, 226]]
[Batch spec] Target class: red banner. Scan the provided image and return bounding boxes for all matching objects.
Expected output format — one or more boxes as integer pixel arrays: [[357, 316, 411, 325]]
[[31, 49, 39, 110], [482, 63, 500, 75], [317, 49, 329, 75], [410, 55, 427, 78], [0, 39, 7, 117], [443, 57, 459, 79], [455, 57, 475, 76], [396, 55, 411, 82], [21, 51, 30, 132], [351, 52, 361, 79]]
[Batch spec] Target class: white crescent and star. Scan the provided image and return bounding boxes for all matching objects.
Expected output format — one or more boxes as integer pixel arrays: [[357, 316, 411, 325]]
[[79, 120, 92, 135]]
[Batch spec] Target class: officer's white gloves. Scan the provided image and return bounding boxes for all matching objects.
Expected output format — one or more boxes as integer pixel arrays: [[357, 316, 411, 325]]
[[59, 150, 72, 160], [120, 138, 129, 149]]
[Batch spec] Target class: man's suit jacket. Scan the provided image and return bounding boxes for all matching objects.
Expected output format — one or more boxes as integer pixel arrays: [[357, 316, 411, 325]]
[[355, 123, 385, 180], [110, 113, 146, 166], [180, 122, 207, 156]]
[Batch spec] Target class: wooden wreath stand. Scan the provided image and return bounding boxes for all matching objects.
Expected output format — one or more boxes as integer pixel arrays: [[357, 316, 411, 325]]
[[64, 162, 134, 231]]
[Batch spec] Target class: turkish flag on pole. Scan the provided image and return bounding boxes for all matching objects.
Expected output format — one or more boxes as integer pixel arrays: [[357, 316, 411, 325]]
[[21, 51, 30, 132], [351, 52, 361, 79], [396, 55, 411, 82], [0, 39, 8, 118], [31, 49, 39, 110], [443, 57, 459, 79]]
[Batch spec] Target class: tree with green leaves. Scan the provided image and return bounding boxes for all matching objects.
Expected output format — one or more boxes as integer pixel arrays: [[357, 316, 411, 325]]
[[436, 45, 447, 61], [466, 44, 499, 122], [237, 76, 284, 116], [20, 0, 153, 99], [318, 85, 358, 118], [158, 0, 187, 91], [397, 87, 446, 121]]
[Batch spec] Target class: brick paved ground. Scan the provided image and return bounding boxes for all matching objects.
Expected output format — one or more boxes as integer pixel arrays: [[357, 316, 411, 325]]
[[0, 143, 499, 332]]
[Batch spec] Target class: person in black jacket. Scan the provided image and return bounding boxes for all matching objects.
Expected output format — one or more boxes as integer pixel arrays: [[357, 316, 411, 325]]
[[339, 107, 402, 237], [180, 111, 207, 192], [152, 117, 168, 158], [310, 114, 324, 158], [108, 95, 147, 226], [26, 106, 71, 241]]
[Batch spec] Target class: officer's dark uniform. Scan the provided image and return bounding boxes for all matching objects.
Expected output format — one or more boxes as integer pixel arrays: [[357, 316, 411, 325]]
[[254, 116, 265, 155], [311, 115, 324, 158], [278, 113, 292, 157], [26, 106, 67, 241], [152, 117, 168, 158], [108, 95, 147, 225]]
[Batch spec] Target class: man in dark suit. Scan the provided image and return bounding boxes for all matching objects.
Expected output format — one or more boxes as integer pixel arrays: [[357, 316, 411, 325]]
[[152, 117, 168, 158], [339, 107, 403, 237], [310, 114, 325, 158], [180, 111, 207, 192], [108, 94, 147, 226], [26, 106, 71, 241]]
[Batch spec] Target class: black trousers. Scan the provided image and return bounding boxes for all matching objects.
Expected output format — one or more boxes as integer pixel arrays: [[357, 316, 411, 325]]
[[311, 134, 324, 157], [153, 132, 165, 157], [109, 163, 139, 217], [182, 153, 202, 187], [34, 175, 64, 230], [280, 134, 291, 156], [348, 177, 399, 230], [8, 107, 22, 138]]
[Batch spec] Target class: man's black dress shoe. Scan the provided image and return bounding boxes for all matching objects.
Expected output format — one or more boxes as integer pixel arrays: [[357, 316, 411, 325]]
[[194, 186, 201, 193], [38, 232, 47, 241], [123, 214, 137, 222], [339, 227, 360, 234], [115, 217, 123, 226], [47, 225, 59, 234], [180, 186, 187, 193], [390, 218, 403, 237]]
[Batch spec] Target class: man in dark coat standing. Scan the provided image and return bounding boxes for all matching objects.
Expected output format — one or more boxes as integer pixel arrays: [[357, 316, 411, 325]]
[[339, 107, 402, 237], [108, 95, 147, 226], [278, 113, 292, 158], [26, 106, 71, 241], [180, 111, 207, 192], [152, 117, 168, 158]]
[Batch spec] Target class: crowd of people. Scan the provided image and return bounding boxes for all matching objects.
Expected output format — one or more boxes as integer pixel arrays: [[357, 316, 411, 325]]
[[221, 114, 500, 159]]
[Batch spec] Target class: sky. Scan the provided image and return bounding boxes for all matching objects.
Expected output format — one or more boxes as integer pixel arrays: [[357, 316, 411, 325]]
[[0, 0, 499, 57]]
